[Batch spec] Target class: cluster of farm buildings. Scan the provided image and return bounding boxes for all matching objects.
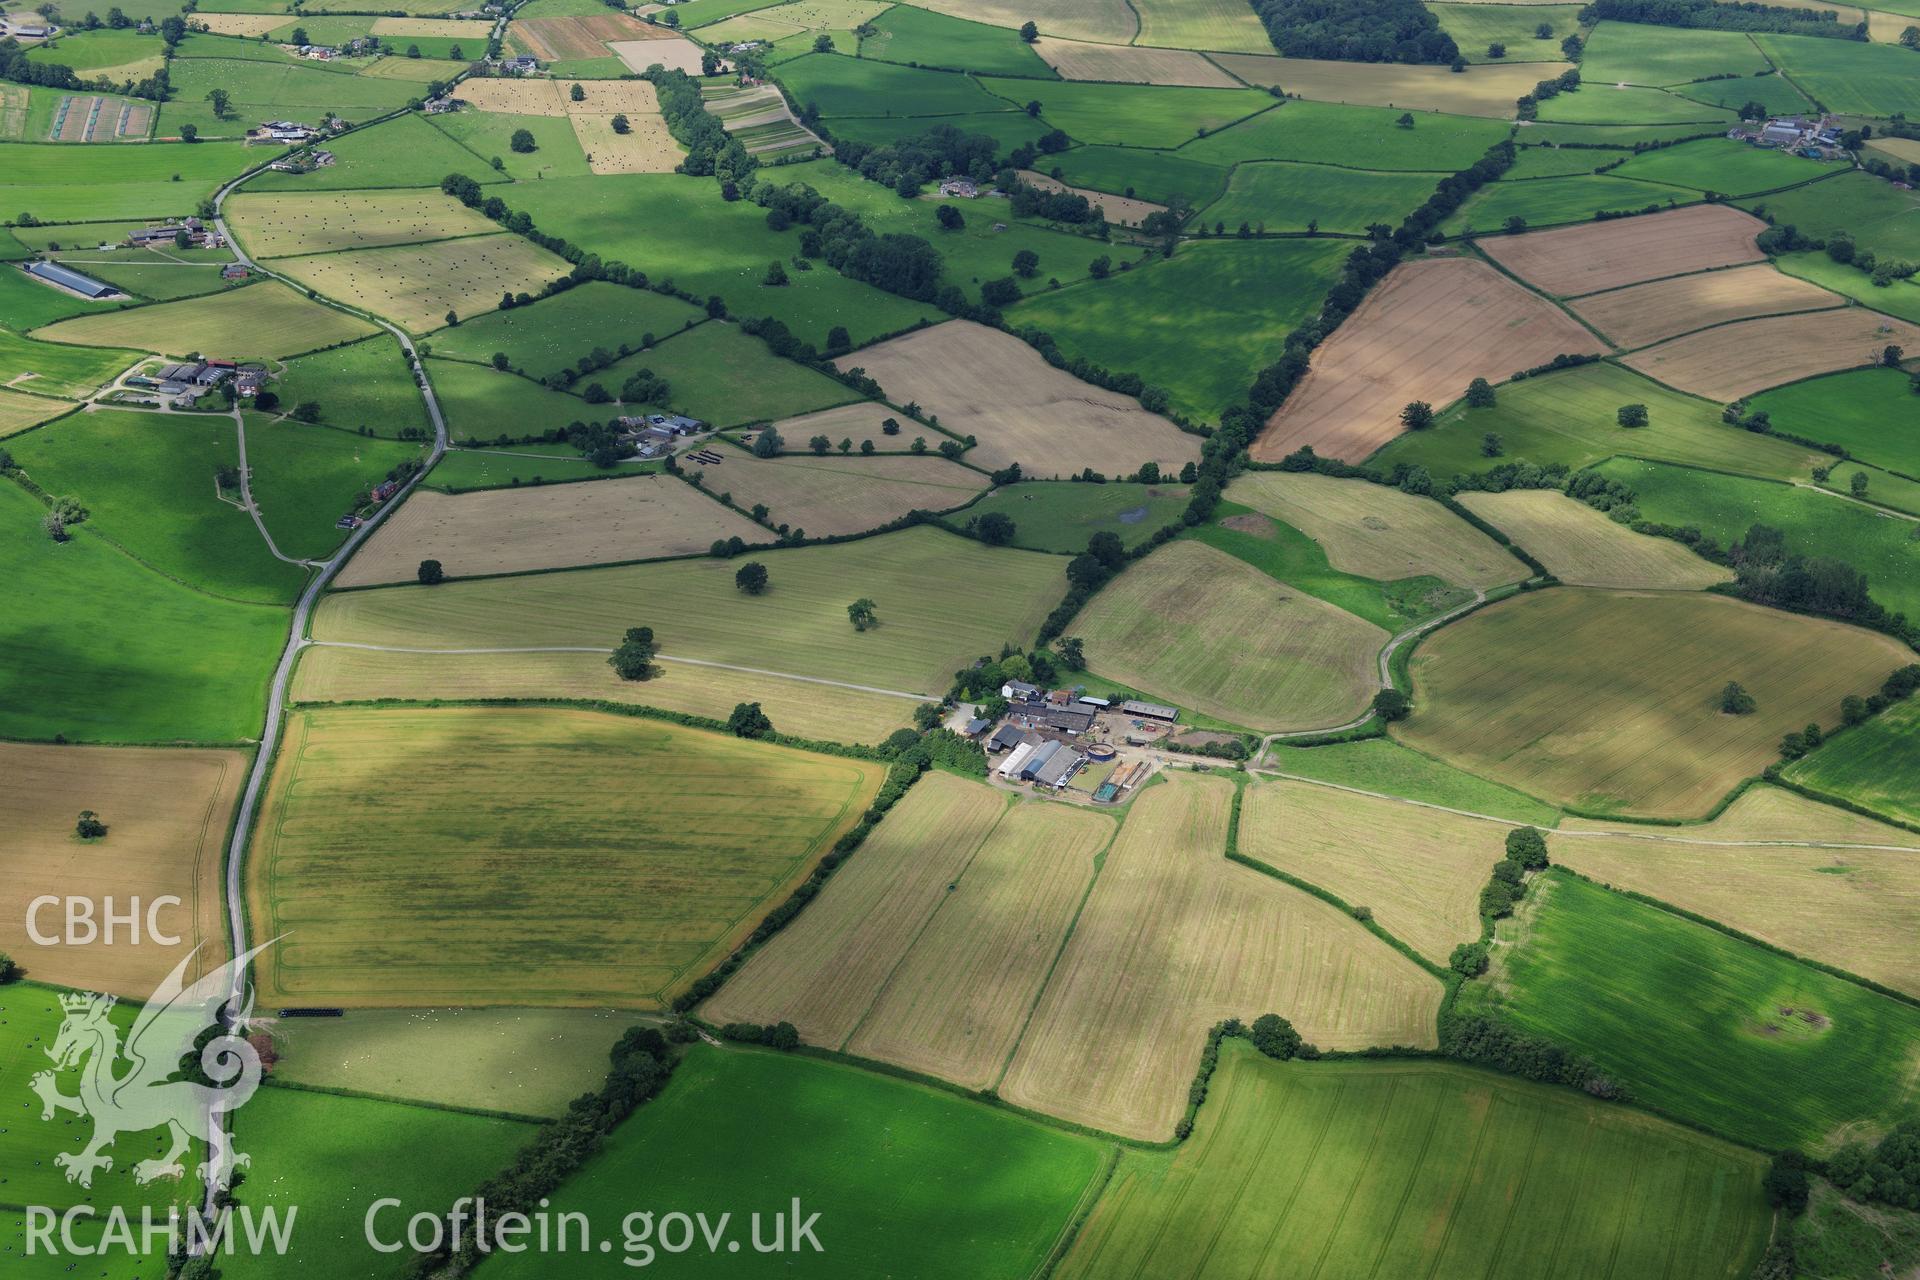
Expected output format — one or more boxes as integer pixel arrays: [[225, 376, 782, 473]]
[[973, 682, 1180, 803], [125, 358, 267, 404], [616, 412, 703, 457], [16, 217, 240, 303], [1727, 115, 1845, 159]]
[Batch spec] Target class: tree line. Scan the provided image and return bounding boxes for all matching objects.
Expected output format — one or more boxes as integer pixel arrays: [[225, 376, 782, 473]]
[[1578, 0, 1865, 38], [1248, 0, 1461, 64]]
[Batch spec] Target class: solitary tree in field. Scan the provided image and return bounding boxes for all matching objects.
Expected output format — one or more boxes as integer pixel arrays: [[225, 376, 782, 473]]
[[1481, 432, 1503, 457], [290, 25, 308, 44], [751, 426, 783, 458], [1616, 403, 1648, 428], [449, 43, 463, 59], [1485, 42, 1504, 58], [569, 82, 585, 102], [1536, 20, 1554, 36], [76, 810, 107, 839], [1397, 110, 1416, 126], [812, 32, 833, 51], [491, 352, 509, 370], [1851, 470, 1870, 497], [859, 439, 875, 455], [510, 128, 536, 153], [1503, 215, 1527, 234], [0, 951, 16, 983], [809, 434, 830, 455], [847, 598, 877, 630], [1465, 376, 1496, 408], [735, 561, 769, 594], [609, 626, 656, 680], [417, 559, 445, 585], [1012, 248, 1039, 278], [292, 402, 322, 423], [1056, 636, 1085, 670], [764, 260, 788, 286], [406, 43, 421, 57], [179, 123, 198, 142], [825, 325, 851, 355], [1025, 99, 1042, 117], [971, 511, 1016, 546], [1883, 344, 1905, 368], [1399, 401, 1434, 431], [728, 701, 773, 738], [1720, 681, 1756, 715], [205, 87, 231, 119], [1019, 20, 1038, 41], [444, 309, 459, 327], [1249, 1013, 1303, 1060], [1373, 688, 1411, 721], [610, 113, 629, 134]]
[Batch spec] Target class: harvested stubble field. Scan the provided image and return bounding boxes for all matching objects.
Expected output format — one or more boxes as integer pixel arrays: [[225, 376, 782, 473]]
[[290, 644, 919, 744], [1785, 697, 1920, 829], [1226, 472, 1526, 589], [607, 33, 708, 75], [370, 15, 495, 38], [1030, 37, 1239, 86], [1239, 777, 1510, 964], [267, 234, 572, 334], [1250, 257, 1602, 464], [1074, 540, 1387, 730], [1457, 489, 1733, 590], [1570, 262, 1844, 349], [32, 281, 375, 358], [765, 400, 925, 452], [1480, 202, 1767, 296], [0, 742, 239, 997], [698, 451, 986, 537], [897, 0, 1137, 42], [225, 189, 498, 258], [510, 11, 649, 59], [312, 525, 1063, 695], [332, 475, 764, 586], [1399, 588, 1914, 818], [1622, 308, 1920, 402], [1058, 1044, 1771, 1280], [453, 76, 579, 114], [1210, 52, 1571, 116], [247, 706, 884, 1007], [852, 320, 1201, 476], [1555, 786, 1920, 997], [568, 111, 682, 173], [1016, 169, 1165, 227], [0, 389, 69, 437], [1000, 773, 1442, 1141], [704, 773, 1011, 1046]]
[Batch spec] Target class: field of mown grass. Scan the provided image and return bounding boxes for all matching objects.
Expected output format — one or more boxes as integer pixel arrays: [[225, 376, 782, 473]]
[[1182, 97, 1512, 172], [243, 113, 505, 193], [1130, 0, 1272, 52], [1240, 776, 1509, 963], [1399, 587, 1911, 818], [1462, 871, 1920, 1150], [158, 50, 417, 138], [1754, 33, 1920, 117], [1746, 171, 1920, 264], [953, 480, 1190, 553], [1785, 697, 1920, 829], [424, 445, 632, 491], [0, 389, 69, 437], [1750, 366, 1920, 477], [268, 234, 573, 334], [1554, 784, 1920, 996], [483, 1044, 1109, 1280], [695, 450, 986, 538], [1000, 773, 1443, 1140], [313, 525, 1063, 695], [247, 706, 884, 1007], [1201, 162, 1449, 235], [427, 282, 705, 382], [1609, 138, 1837, 197], [273, 335, 431, 437], [1457, 489, 1733, 590], [1268, 737, 1562, 826], [1440, 172, 1690, 234], [1369, 360, 1820, 481], [1058, 1043, 1771, 1280], [0, 139, 253, 221], [1047, 144, 1230, 209], [0, 328, 137, 399], [776, 51, 1015, 117], [980, 76, 1274, 149], [1429, 2, 1581, 63], [1073, 539, 1387, 731], [597, 320, 856, 427], [424, 357, 600, 439], [860, 3, 1051, 74], [225, 188, 497, 259], [1579, 22, 1770, 86], [33, 281, 377, 360], [242, 416, 427, 561]]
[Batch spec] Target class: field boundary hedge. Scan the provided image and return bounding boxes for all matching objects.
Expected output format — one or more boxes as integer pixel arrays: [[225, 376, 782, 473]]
[[256, 1076, 553, 1127]]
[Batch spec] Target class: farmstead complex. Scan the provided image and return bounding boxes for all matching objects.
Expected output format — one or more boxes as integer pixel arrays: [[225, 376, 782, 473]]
[[5, 0, 1919, 1275]]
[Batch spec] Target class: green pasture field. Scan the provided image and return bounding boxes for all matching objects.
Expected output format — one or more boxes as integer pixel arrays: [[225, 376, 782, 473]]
[[598, 321, 856, 427], [776, 52, 1015, 117], [1608, 139, 1838, 196], [249, 706, 885, 1006], [0, 266, 128, 330], [1747, 172, 1920, 264], [0, 389, 70, 437], [246, 113, 505, 191], [8, 407, 309, 603], [861, 4, 1052, 75], [1059, 1043, 1769, 1280], [1008, 238, 1348, 422], [486, 1044, 1108, 1280], [1440, 172, 1689, 233], [1130, 0, 1270, 51], [1756, 33, 1920, 117], [671, 0, 788, 26], [0, 139, 254, 221], [1513, 119, 1722, 147], [169, 32, 358, 68], [424, 357, 596, 439], [508, 0, 616, 16], [424, 445, 637, 491], [158, 54, 417, 138], [1785, 696, 1920, 827], [1502, 145, 1614, 179], [821, 108, 1053, 153], [0, 481, 284, 741], [243, 415, 427, 559], [269, 1008, 632, 1116], [1750, 366, 1920, 475], [1775, 250, 1920, 325], [1369, 362, 1822, 481], [312, 524, 1064, 696], [1461, 871, 1920, 1150], [1200, 162, 1446, 234], [269, 16, 480, 59], [1429, 3, 1583, 62], [1270, 738, 1563, 826], [1537, 84, 1735, 124], [226, 1086, 534, 1280], [0, 1213, 151, 1280], [22, 28, 165, 75], [1193, 501, 1471, 632], [58, 259, 236, 302], [1039, 144, 1229, 208], [1580, 22, 1771, 86], [0, 326, 138, 397], [1790, 1181, 1920, 1280], [1674, 71, 1811, 115], [428, 282, 706, 381], [1594, 457, 1920, 621], [32, 281, 377, 360], [275, 334, 433, 437], [1186, 98, 1509, 171], [502, 173, 936, 348], [430, 109, 591, 181], [980, 76, 1273, 149], [1819, 461, 1920, 518], [953, 479, 1191, 552]]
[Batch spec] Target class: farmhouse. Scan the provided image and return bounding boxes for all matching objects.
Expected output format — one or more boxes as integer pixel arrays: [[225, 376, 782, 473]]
[[938, 178, 979, 198], [1001, 679, 1041, 702], [23, 260, 119, 300]]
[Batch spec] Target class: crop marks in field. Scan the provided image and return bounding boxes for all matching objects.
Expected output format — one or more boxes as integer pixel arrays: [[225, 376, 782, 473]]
[[225, 189, 499, 258], [1570, 262, 1844, 349], [1480, 202, 1767, 296], [849, 319, 1201, 476], [1623, 307, 1920, 402], [247, 706, 884, 1007], [1001, 772, 1442, 1140], [1251, 257, 1602, 464], [1399, 588, 1913, 818], [32, 280, 376, 358], [333, 474, 764, 585], [0, 741, 239, 997], [1074, 539, 1387, 731], [267, 234, 572, 333], [1457, 490, 1733, 590]]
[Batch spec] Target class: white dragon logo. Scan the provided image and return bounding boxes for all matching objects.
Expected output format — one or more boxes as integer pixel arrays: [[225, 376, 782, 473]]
[[30, 941, 276, 1190]]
